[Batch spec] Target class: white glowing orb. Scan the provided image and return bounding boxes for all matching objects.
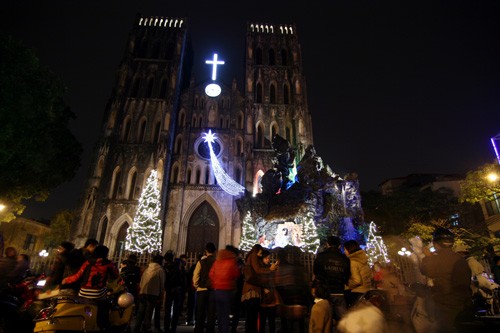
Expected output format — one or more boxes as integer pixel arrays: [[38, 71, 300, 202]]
[[205, 83, 221, 97]]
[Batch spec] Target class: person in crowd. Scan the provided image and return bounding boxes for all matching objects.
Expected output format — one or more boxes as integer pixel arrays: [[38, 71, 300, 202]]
[[454, 243, 487, 295], [62, 245, 121, 329], [226, 245, 245, 333], [420, 227, 472, 332], [309, 282, 332, 333], [193, 242, 217, 333], [493, 255, 500, 285], [258, 249, 279, 333], [337, 291, 388, 333], [209, 244, 241, 333], [45, 241, 75, 290], [313, 235, 350, 323], [120, 253, 141, 310], [186, 253, 202, 326], [241, 244, 278, 333], [14, 253, 32, 282], [274, 247, 311, 333], [343, 240, 373, 308], [0, 246, 19, 290], [163, 251, 185, 333], [64, 238, 99, 290], [134, 254, 165, 333]]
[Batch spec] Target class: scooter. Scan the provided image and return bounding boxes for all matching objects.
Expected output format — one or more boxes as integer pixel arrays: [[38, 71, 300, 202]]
[[33, 291, 134, 332]]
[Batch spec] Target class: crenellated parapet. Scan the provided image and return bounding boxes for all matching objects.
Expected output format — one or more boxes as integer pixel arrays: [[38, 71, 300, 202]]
[[137, 15, 185, 28], [248, 23, 295, 35]]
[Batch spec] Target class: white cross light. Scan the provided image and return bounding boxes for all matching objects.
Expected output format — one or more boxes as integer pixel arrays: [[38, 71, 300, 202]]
[[205, 53, 225, 81]]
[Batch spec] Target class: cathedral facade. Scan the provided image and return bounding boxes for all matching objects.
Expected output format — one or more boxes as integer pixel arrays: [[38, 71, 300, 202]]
[[73, 15, 314, 255]]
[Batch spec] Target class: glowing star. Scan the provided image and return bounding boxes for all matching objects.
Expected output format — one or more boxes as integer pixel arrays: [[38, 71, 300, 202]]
[[202, 130, 245, 196]]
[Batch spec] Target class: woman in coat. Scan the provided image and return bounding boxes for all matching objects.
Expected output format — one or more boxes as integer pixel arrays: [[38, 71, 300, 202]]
[[343, 240, 373, 307]]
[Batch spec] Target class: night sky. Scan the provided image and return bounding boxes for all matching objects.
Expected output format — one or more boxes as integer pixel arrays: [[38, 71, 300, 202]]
[[2, 1, 499, 221]]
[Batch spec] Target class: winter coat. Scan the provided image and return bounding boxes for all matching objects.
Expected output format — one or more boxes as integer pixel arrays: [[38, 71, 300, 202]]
[[309, 298, 333, 333], [139, 262, 166, 296], [347, 249, 373, 293], [313, 247, 350, 293], [209, 249, 241, 290], [241, 250, 272, 297], [62, 258, 120, 290]]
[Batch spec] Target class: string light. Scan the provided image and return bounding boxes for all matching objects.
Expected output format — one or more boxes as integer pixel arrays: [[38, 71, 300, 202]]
[[202, 130, 245, 196], [365, 221, 390, 266], [125, 170, 163, 253]]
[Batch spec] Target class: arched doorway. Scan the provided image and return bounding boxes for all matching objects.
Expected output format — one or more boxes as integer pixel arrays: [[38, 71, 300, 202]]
[[114, 223, 129, 258], [186, 201, 219, 253]]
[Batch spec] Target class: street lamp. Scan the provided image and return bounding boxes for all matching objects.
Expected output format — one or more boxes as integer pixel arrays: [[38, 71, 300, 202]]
[[487, 172, 498, 183]]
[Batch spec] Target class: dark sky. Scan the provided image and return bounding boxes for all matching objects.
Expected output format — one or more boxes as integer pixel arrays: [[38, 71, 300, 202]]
[[2, 0, 500, 221]]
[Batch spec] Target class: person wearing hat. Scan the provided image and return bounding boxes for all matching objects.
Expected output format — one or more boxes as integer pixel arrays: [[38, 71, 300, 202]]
[[420, 227, 472, 332]]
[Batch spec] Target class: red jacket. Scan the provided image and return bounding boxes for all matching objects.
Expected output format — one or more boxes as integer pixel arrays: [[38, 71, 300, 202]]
[[209, 249, 240, 290], [63, 258, 120, 290]]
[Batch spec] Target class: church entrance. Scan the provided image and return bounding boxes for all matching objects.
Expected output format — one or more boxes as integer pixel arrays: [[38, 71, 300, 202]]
[[186, 201, 219, 253]]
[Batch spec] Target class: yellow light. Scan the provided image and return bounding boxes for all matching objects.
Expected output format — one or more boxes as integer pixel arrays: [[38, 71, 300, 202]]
[[487, 173, 499, 183], [0, 204, 6, 211]]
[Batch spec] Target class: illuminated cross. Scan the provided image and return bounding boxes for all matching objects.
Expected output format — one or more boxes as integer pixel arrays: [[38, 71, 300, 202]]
[[205, 53, 225, 81]]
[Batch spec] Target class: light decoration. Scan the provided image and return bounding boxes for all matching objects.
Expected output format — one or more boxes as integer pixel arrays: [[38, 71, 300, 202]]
[[125, 170, 163, 253], [491, 132, 500, 165], [202, 130, 245, 196], [239, 211, 256, 251], [365, 221, 390, 266], [301, 209, 320, 253], [397, 247, 412, 256], [39, 249, 49, 257], [204, 53, 224, 97]]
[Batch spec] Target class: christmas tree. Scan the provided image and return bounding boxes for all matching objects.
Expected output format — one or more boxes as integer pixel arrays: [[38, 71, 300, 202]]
[[365, 221, 390, 266], [239, 211, 256, 251], [301, 210, 320, 253], [125, 170, 163, 253]]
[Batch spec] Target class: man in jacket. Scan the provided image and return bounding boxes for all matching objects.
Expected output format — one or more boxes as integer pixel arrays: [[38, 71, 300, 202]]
[[313, 236, 351, 321], [193, 242, 217, 333], [134, 255, 165, 333], [420, 228, 472, 332]]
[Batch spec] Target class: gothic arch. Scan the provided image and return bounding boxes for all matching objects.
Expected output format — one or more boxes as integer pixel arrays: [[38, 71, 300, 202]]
[[253, 169, 265, 196], [137, 117, 147, 143], [110, 166, 122, 199], [97, 216, 108, 245], [182, 194, 223, 252], [270, 122, 279, 139], [126, 167, 138, 200], [256, 121, 265, 148], [122, 116, 132, 142], [109, 214, 132, 257]]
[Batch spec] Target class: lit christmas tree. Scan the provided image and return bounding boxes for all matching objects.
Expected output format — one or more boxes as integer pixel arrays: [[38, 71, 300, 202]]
[[125, 170, 163, 253], [301, 210, 320, 253], [365, 221, 390, 266], [239, 211, 256, 251]]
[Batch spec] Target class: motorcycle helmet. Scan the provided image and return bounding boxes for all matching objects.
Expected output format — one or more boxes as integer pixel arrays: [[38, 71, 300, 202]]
[[432, 227, 455, 248], [117, 292, 134, 308]]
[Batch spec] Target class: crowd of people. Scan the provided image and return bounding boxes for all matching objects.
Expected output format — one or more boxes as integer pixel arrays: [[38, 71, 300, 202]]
[[1, 227, 500, 333]]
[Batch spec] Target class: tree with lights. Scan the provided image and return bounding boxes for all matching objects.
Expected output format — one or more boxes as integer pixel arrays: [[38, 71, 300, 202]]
[[365, 221, 390, 267], [125, 170, 163, 253], [239, 211, 256, 251], [301, 210, 320, 253]]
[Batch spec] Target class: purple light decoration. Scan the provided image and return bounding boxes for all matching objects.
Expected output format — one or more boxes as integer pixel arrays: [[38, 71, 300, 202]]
[[492, 132, 500, 165]]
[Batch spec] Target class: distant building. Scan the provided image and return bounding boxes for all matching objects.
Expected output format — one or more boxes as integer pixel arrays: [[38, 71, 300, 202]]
[[478, 195, 500, 238], [0, 217, 50, 256]]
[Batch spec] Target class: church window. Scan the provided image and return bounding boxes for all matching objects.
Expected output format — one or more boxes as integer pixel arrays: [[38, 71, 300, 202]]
[[225, 117, 230, 128], [281, 49, 288, 66], [174, 135, 182, 154], [256, 47, 263, 65], [128, 170, 137, 200], [295, 79, 301, 95], [152, 41, 161, 58], [173, 166, 180, 183], [256, 83, 263, 103], [271, 124, 278, 139], [166, 42, 175, 60], [153, 121, 161, 143], [270, 84, 276, 104], [179, 111, 185, 127], [235, 168, 242, 184], [236, 139, 243, 155], [160, 78, 168, 98], [195, 168, 201, 184], [114, 222, 129, 257], [220, 117, 224, 128], [131, 78, 140, 97], [283, 84, 290, 104], [201, 98, 205, 108], [110, 167, 121, 199], [205, 166, 210, 184], [187, 168, 192, 184], [137, 118, 147, 143], [192, 115, 197, 127], [194, 97, 198, 109], [237, 113, 243, 129], [198, 116, 203, 127], [98, 217, 108, 245], [257, 124, 264, 148], [269, 49, 276, 65], [122, 117, 131, 142], [146, 78, 154, 98]]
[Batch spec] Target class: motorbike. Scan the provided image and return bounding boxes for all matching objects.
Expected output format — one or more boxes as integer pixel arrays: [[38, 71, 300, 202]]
[[33, 290, 134, 332], [472, 272, 500, 316], [0, 274, 47, 333]]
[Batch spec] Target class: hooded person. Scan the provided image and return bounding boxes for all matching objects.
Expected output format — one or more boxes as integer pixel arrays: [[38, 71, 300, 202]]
[[343, 240, 373, 308]]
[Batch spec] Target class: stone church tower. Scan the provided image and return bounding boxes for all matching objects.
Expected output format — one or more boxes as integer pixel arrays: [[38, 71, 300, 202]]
[[73, 16, 313, 255]]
